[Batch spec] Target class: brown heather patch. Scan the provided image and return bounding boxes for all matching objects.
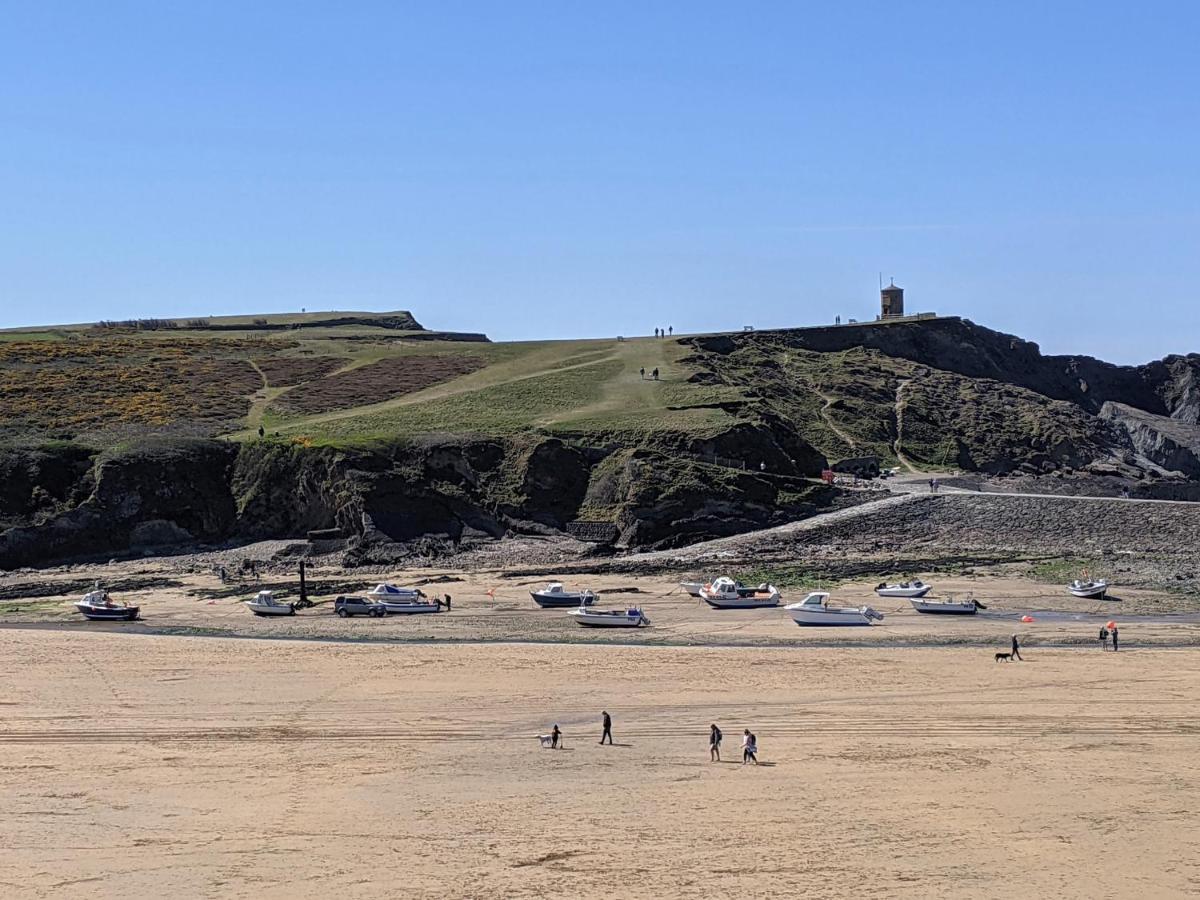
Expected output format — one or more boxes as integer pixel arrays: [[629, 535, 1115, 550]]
[[0, 338, 270, 436], [272, 354, 485, 415], [253, 355, 346, 387]]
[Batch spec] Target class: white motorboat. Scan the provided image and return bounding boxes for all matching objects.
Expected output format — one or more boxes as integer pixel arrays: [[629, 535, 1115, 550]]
[[1068, 579, 1108, 599], [700, 577, 781, 609], [531, 582, 597, 608], [368, 583, 425, 601], [875, 580, 932, 599], [75, 590, 140, 621], [680, 581, 706, 597], [244, 590, 295, 617], [785, 591, 883, 626], [568, 605, 650, 628], [909, 594, 983, 615]]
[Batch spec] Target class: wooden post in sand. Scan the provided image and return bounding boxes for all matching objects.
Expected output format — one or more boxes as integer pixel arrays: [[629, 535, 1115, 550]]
[[299, 560, 308, 606]]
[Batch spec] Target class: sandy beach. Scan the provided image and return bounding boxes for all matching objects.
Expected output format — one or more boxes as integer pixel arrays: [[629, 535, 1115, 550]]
[[2, 628, 1198, 899]]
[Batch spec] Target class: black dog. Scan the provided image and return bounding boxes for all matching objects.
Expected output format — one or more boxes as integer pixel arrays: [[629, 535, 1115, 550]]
[[995, 652, 1012, 662]]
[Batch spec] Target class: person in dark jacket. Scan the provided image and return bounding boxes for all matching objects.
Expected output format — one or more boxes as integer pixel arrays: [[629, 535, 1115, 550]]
[[1111, 626, 1119, 652], [600, 711, 613, 745], [1011, 634, 1023, 661], [551, 724, 561, 749], [709, 724, 722, 762]]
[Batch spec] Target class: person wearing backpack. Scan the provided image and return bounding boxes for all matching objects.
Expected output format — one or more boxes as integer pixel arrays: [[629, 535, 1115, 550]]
[[709, 724, 722, 762]]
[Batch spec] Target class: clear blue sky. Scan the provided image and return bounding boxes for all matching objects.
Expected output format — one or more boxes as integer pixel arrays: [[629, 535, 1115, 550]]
[[2, 2, 1197, 363]]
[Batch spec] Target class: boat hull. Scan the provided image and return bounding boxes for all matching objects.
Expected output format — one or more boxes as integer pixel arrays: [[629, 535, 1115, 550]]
[[380, 602, 442, 614], [569, 611, 648, 628], [75, 604, 139, 621], [876, 585, 932, 599], [532, 593, 595, 608], [703, 596, 779, 609], [788, 613, 874, 626], [247, 604, 295, 616], [1069, 588, 1108, 599], [680, 582, 704, 597], [909, 599, 977, 615]]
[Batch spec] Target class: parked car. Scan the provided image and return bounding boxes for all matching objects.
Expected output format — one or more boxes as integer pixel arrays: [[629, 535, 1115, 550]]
[[334, 596, 387, 618]]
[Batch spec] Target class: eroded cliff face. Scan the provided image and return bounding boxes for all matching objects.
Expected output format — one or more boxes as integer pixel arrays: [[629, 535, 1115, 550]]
[[0, 425, 831, 568]]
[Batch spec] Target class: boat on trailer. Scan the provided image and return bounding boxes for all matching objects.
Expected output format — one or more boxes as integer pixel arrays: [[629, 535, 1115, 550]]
[[380, 596, 443, 614], [531, 582, 597, 608], [568, 606, 650, 628], [75, 590, 140, 621], [785, 591, 883, 626], [700, 577, 781, 609], [875, 580, 932, 599], [244, 590, 295, 616], [1069, 579, 1109, 599], [909, 594, 983, 615], [368, 583, 426, 601]]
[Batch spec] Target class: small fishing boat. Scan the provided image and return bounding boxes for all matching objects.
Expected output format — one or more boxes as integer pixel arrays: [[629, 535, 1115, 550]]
[[679, 581, 706, 597], [368, 583, 426, 601], [700, 577, 780, 609], [244, 590, 295, 616], [875, 580, 932, 599], [568, 605, 650, 628], [1069, 579, 1108, 599], [785, 591, 883, 626], [909, 594, 983, 615], [75, 590, 140, 621], [531, 582, 596, 608]]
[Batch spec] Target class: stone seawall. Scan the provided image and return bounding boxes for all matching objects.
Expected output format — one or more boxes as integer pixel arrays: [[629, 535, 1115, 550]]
[[788, 493, 1200, 557]]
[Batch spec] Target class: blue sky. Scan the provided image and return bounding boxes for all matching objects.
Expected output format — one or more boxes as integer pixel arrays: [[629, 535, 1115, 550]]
[[1, 2, 1197, 363]]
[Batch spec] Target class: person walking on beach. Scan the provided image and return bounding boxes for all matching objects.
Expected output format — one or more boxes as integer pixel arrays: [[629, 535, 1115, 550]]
[[652, 367, 659, 380], [1099, 626, 1109, 650], [600, 711, 613, 745], [709, 724, 722, 762], [1011, 633, 1023, 661], [1111, 626, 1119, 652], [639, 367, 645, 380], [741, 729, 758, 765], [551, 724, 561, 749]]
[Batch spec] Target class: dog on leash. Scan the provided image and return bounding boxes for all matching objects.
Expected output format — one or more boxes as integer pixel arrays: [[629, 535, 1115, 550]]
[[538, 734, 554, 748], [995, 652, 1012, 662]]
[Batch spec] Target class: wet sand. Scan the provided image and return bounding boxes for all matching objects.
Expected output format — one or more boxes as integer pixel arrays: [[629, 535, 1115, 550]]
[[1, 629, 1198, 898]]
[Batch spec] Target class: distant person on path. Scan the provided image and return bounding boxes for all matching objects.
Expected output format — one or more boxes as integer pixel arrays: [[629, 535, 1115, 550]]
[[443, 593, 452, 611], [742, 729, 758, 765], [600, 711, 612, 745], [258, 425, 265, 438], [836, 315, 841, 325], [652, 368, 659, 380], [668, 325, 673, 336], [639, 367, 645, 380], [551, 724, 561, 749], [929, 478, 935, 493], [1112, 626, 1119, 652], [654, 327, 659, 338], [1011, 634, 1023, 661], [709, 723, 722, 761], [1099, 626, 1109, 650]]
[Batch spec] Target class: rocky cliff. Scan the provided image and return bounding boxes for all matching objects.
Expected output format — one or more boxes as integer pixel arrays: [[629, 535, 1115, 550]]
[[0, 431, 837, 568]]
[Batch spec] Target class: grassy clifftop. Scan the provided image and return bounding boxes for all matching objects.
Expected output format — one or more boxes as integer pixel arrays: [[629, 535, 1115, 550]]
[[3, 311, 1196, 481]]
